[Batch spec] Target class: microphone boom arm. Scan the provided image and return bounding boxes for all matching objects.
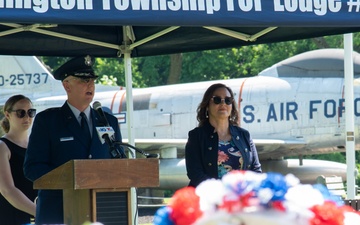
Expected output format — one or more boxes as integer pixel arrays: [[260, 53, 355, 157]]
[[101, 134, 126, 159], [113, 142, 159, 158]]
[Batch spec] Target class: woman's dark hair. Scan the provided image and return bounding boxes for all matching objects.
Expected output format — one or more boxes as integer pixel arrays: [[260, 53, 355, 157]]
[[1, 95, 32, 133], [196, 83, 239, 127]]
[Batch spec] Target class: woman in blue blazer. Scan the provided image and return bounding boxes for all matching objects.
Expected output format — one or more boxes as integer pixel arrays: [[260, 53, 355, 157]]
[[185, 83, 262, 187]]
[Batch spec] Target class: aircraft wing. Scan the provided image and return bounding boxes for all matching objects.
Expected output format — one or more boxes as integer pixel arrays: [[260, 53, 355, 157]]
[[122, 139, 188, 158], [122, 138, 307, 160], [123, 139, 187, 151], [253, 139, 307, 160]]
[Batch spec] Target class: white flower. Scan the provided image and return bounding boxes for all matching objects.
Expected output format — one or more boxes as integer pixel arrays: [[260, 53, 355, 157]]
[[286, 184, 324, 208], [196, 179, 226, 213], [258, 187, 275, 204], [222, 171, 264, 199], [344, 211, 360, 225], [284, 173, 301, 187], [194, 210, 309, 225], [283, 184, 324, 221]]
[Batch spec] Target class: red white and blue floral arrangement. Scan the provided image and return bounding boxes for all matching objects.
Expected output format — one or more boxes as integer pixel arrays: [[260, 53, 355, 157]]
[[153, 170, 360, 225]]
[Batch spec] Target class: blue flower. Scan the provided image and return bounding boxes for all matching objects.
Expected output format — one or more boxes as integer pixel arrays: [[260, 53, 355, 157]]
[[312, 183, 344, 206], [256, 172, 289, 203], [153, 206, 174, 225]]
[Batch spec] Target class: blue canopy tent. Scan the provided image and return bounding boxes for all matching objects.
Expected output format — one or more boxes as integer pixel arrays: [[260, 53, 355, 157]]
[[1, 1, 360, 57], [1, 0, 359, 222]]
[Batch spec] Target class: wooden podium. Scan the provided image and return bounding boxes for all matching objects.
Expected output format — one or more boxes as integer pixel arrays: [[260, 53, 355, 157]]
[[34, 158, 159, 225]]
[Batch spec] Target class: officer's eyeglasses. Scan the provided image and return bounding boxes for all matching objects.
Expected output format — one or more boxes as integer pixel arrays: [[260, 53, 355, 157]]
[[76, 77, 97, 84], [211, 96, 233, 105], [10, 109, 37, 118]]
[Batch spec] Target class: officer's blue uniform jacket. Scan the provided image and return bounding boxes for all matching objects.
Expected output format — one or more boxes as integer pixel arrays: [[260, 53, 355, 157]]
[[24, 102, 122, 224], [185, 121, 262, 187]]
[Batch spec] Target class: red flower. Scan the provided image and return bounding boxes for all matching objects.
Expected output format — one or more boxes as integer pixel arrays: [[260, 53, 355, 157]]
[[309, 201, 345, 225], [272, 201, 286, 212], [169, 187, 203, 225], [219, 191, 254, 212]]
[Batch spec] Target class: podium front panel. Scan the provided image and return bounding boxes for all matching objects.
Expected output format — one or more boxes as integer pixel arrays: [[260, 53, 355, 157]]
[[92, 189, 131, 225]]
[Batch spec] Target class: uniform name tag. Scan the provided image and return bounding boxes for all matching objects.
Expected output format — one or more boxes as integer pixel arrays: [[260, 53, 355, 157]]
[[60, 137, 74, 142]]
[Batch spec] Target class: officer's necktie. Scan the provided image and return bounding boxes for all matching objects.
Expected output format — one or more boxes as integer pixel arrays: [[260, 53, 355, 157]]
[[80, 112, 91, 144]]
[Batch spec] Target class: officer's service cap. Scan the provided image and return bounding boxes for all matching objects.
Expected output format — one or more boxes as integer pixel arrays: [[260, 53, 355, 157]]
[[53, 55, 98, 81]]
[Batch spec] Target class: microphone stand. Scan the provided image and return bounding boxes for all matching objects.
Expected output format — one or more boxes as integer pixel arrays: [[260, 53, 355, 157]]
[[111, 143, 127, 159], [109, 143, 123, 159], [113, 141, 159, 158], [102, 135, 127, 159]]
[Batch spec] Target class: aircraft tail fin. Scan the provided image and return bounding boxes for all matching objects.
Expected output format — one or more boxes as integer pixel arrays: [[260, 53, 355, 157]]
[[0, 55, 65, 103], [259, 48, 360, 78]]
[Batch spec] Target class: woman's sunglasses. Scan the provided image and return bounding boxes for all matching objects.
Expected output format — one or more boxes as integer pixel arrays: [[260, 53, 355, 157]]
[[10, 109, 37, 118], [211, 96, 233, 105]]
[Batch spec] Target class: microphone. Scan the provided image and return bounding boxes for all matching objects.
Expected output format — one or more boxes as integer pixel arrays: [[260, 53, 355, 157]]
[[93, 101, 110, 126], [95, 127, 115, 144], [97, 128, 119, 158], [93, 101, 126, 158]]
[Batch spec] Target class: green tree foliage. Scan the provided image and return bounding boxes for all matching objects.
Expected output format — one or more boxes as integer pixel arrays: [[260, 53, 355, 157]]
[[40, 33, 360, 88], [295, 152, 347, 164], [136, 56, 170, 87], [97, 75, 118, 86], [40, 56, 70, 73], [95, 58, 123, 86]]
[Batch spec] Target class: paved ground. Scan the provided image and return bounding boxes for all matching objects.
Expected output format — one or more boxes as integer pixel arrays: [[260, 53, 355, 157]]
[[138, 207, 159, 224]]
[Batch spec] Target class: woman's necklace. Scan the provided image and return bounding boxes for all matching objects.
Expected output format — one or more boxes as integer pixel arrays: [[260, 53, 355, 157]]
[[217, 132, 231, 142]]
